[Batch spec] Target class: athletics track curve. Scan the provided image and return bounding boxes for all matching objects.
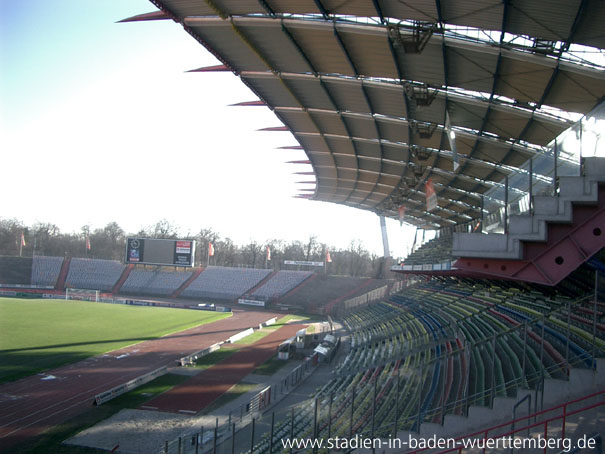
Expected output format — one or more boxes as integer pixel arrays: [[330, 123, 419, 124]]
[[0, 309, 277, 451]]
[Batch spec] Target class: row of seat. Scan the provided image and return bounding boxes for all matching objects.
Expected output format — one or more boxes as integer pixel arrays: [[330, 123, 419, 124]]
[[65, 258, 125, 292], [246, 278, 604, 453], [403, 235, 453, 266], [279, 274, 370, 310], [251, 270, 312, 299], [31, 256, 63, 286], [181, 266, 272, 300], [120, 269, 193, 296]]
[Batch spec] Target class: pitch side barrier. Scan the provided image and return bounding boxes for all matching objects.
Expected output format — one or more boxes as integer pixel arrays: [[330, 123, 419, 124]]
[[177, 326, 256, 366], [1, 288, 233, 313], [227, 327, 255, 343], [1, 290, 63, 298], [178, 318, 275, 366], [93, 366, 168, 405], [0, 284, 54, 289], [40, 292, 232, 312], [111, 299, 231, 312], [178, 342, 222, 366], [260, 317, 277, 329]]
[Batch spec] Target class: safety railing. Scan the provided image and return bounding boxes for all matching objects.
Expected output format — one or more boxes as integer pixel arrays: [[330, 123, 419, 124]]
[[406, 389, 605, 454], [158, 353, 320, 454], [435, 101, 605, 236]]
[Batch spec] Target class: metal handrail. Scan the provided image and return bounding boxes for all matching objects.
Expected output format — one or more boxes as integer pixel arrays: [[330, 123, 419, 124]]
[[406, 389, 605, 454]]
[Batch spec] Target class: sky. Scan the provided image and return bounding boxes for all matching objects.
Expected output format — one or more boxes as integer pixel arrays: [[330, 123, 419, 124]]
[[0, 0, 424, 259]]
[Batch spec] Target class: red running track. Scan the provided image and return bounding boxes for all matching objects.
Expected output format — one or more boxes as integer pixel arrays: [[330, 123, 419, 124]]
[[144, 324, 301, 413], [0, 309, 277, 451]]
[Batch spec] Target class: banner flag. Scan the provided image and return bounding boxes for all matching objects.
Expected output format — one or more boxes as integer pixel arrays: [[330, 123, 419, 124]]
[[398, 205, 406, 226], [425, 178, 438, 211]]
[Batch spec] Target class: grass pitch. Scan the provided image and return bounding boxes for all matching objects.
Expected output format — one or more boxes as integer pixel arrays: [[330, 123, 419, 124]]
[[0, 297, 231, 383]]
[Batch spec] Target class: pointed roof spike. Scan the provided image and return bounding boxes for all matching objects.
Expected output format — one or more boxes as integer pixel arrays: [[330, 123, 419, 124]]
[[117, 11, 170, 23], [294, 194, 313, 199], [230, 100, 265, 107], [258, 126, 288, 132], [286, 160, 311, 164], [187, 64, 229, 73], [277, 145, 304, 150], [299, 188, 316, 191], [293, 172, 315, 175], [296, 181, 316, 184]]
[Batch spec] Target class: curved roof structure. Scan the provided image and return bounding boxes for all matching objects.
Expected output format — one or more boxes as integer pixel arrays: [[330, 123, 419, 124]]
[[138, 0, 605, 228]]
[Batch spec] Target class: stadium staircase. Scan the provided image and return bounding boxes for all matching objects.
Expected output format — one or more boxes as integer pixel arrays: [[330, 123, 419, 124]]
[[55, 258, 70, 291], [112, 264, 134, 294], [242, 270, 278, 298], [453, 157, 605, 285], [171, 267, 203, 298], [278, 272, 319, 301]]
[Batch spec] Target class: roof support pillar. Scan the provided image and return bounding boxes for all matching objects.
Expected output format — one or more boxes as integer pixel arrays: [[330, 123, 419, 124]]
[[379, 215, 391, 258]]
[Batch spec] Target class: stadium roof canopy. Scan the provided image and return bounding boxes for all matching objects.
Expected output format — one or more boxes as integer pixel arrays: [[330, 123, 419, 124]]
[[137, 0, 605, 228]]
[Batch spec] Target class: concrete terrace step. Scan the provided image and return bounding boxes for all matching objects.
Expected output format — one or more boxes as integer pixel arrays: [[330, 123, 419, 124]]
[[453, 160, 605, 260], [55, 257, 70, 291], [171, 267, 204, 298], [370, 359, 605, 454]]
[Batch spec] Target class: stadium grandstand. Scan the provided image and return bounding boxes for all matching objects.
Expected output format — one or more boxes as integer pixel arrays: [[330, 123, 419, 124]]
[[64, 258, 126, 292], [120, 268, 193, 296], [250, 270, 313, 300], [400, 234, 454, 266], [1, 2, 604, 453], [278, 274, 391, 312], [115, 0, 605, 452], [180, 266, 273, 300], [31, 256, 64, 287], [0, 255, 383, 307]]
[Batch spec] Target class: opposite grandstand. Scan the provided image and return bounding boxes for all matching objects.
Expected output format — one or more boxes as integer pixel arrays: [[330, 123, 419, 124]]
[[181, 266, 272, 300], [250, 270, 312, 300], [31, 256, 63, 287], [65, 258, 125, 292]]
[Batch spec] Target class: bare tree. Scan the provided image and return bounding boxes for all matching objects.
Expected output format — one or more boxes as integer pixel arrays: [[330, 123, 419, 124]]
[[0, 218, 25, 256], [196, 228, 220, 266], [244, 240, 263, 268], [151, 219, 179, 239], [0, 218, 386, 278], [305, 235, 317, 261]]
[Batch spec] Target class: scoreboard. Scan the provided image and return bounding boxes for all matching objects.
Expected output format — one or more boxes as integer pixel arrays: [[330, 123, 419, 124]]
[[125, 238, 196, 267]]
